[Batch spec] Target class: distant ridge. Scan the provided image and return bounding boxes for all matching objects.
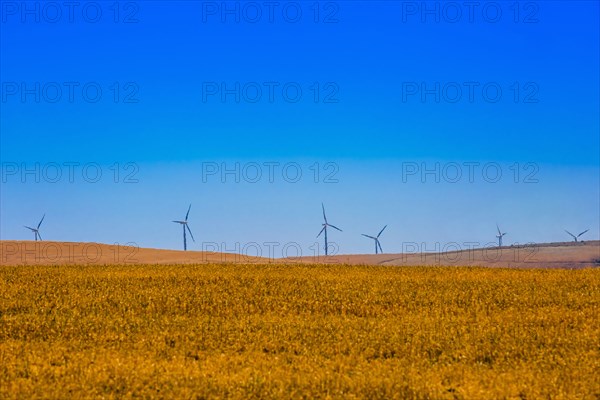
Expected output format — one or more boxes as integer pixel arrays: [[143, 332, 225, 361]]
[[1, 240, 598, 269], [285, 241, 600, 269], [0, 241, 269, 266]]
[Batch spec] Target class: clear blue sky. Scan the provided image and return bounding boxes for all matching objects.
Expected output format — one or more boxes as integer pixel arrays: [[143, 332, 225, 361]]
[[1, 1, 598, 256]]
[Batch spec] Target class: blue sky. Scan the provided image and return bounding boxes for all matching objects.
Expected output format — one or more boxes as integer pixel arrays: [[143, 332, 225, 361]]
[[1, 1, 599, 256]]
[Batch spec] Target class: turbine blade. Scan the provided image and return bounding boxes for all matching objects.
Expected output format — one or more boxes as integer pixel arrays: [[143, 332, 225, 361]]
[[362, 234, 376, 240], [37, 214, 45, 229], [328, 224, 342, 232], [37, 232, 43, 241], [496, 224, 501, 235], [185, 204, 191, 221], [321, 203, 327, 223], [377, 240, 383, 253], [24, 226, 35, 231], [317, 226, 325, 238], [565, 230, 576, 239], [377, 225, 387, 238], [578, 229, 589, 237], [186, 224, 195, 242]]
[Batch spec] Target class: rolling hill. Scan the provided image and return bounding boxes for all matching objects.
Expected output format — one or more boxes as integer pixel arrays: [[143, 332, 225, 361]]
[[1, 240, 598, 268]]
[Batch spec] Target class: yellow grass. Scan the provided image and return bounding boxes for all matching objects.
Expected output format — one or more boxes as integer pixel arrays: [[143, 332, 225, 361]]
[[1, 264, 598, 399]]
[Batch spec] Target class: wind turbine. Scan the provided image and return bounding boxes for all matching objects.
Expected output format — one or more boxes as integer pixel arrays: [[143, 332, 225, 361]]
[[172, 204, 195, 251], [496, 224, 507, 247], [362, 225, 387, 254], [24, 214, 45, 241], [565, 229, 589, 242], [316, 203, 342, 256]]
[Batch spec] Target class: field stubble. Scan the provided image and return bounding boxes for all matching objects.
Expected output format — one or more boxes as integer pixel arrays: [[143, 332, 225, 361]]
[[0, 264, 598, 399]]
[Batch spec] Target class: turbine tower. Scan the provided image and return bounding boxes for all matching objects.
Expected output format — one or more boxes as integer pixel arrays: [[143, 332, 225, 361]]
[[317, 203, 342, 256], [172, 204, 195, 251], [362, 225, 387, 254], [24, 214, 45, 241], [496, 224, 507, 247], [565, 229, 589, 242]]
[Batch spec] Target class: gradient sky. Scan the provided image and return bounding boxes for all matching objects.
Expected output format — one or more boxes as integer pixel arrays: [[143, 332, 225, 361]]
[[1, 1, 599, 257]]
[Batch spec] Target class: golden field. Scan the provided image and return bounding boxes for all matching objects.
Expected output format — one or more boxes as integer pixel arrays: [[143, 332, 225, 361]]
[[0, 263, 599, 399]]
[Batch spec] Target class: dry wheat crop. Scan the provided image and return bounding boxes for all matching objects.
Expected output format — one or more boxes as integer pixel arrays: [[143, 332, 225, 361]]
[[0, 264, 598, 399]]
